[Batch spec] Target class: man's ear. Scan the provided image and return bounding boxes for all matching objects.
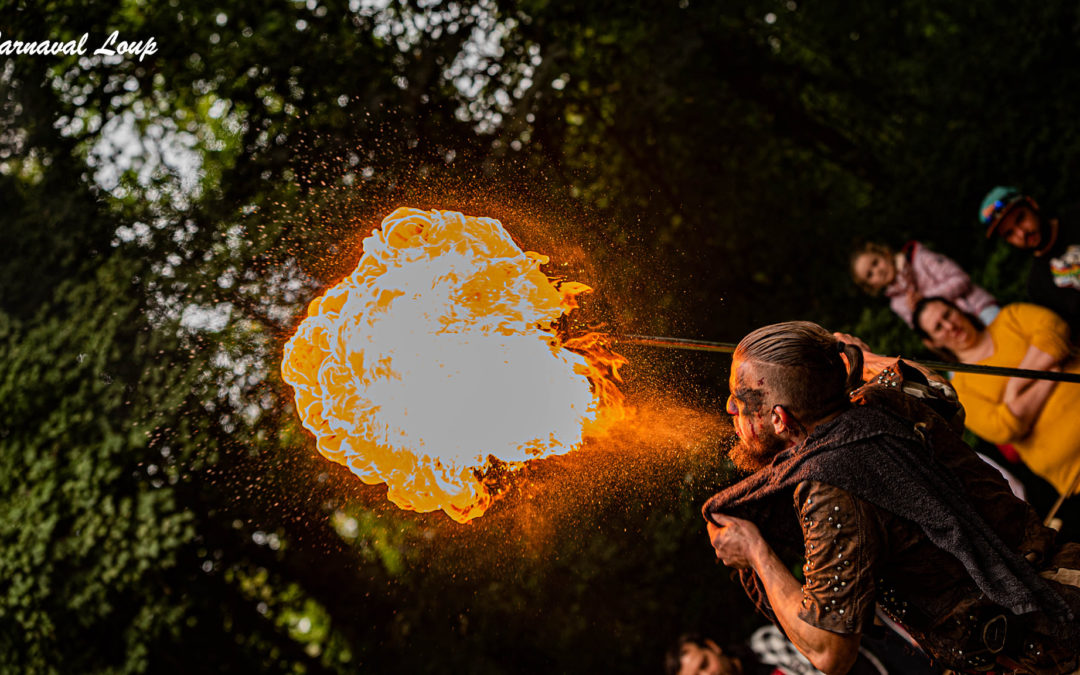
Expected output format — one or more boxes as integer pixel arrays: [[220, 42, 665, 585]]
[[770, 406, 789, 435]]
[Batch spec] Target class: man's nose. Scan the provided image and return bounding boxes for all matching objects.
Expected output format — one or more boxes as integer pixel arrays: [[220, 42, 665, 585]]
[[726, 395, 738, 415]]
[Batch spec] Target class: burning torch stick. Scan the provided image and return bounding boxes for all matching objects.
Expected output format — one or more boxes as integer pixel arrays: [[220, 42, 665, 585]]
[[613, 334, 1080, 384]]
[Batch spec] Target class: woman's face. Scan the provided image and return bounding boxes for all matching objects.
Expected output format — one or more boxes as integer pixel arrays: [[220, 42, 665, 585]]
[[918, 300, 979, 356], [853, 251, 896, 291]]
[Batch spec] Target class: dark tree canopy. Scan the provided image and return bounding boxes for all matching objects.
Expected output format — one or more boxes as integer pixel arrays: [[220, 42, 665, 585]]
[[2, 0, 1078, 672]]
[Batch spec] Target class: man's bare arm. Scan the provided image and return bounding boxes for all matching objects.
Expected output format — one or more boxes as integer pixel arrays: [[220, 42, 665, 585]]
[[707, 515, 861, 674]]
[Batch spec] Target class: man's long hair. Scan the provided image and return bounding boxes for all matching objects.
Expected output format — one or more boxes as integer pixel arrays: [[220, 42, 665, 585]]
[[734, 321, 863, 424]]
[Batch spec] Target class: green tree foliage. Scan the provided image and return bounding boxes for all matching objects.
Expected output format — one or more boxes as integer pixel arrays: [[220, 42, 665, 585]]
[[0, 70, 195, 670], [492, 0, 1080, 350], [3, 0, 1080, 673]]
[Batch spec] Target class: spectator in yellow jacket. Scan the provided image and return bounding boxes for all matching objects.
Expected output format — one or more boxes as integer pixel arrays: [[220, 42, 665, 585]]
[[913, 298, 1080, 497]]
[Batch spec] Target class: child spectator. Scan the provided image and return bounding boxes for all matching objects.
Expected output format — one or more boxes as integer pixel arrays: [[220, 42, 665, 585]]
[[850, 241, 999, 328], [979, 186, 1080, 336]]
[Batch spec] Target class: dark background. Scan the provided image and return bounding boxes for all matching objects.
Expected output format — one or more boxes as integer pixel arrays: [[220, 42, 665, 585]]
[[2, 0, 1076, 672]]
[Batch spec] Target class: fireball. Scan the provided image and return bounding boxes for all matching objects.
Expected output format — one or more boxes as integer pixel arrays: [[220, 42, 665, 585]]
[[282, 208, 625, 522]]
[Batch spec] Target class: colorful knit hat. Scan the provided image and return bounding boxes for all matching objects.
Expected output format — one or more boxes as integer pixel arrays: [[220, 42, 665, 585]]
[[979, 186, 1026, 237]]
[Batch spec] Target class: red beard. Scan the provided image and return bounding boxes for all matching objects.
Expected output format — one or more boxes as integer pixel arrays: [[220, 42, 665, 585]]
[[727, 428, 786, 472]]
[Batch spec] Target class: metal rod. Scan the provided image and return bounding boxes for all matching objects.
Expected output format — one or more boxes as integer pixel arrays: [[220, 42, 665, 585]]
[[614, 334, 1080, 384], [617, 335, 737, 354]]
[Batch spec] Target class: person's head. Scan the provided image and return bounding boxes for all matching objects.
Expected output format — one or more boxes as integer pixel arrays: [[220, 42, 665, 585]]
[[726, 321, 862, 471], [912, 296, 986, 362], [849, 241, 898, 295], [664, 634, 742, 675], [980, 186, 1046, 250]]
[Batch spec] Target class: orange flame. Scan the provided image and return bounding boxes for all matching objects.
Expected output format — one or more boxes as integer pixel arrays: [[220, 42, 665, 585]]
[[282, 208, 627, 522]]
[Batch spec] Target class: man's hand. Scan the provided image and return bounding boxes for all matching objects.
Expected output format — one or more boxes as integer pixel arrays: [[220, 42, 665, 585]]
[[831, 332, 871, 353], [707, 513, 765, 569], [833, 331, 950, 388]]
